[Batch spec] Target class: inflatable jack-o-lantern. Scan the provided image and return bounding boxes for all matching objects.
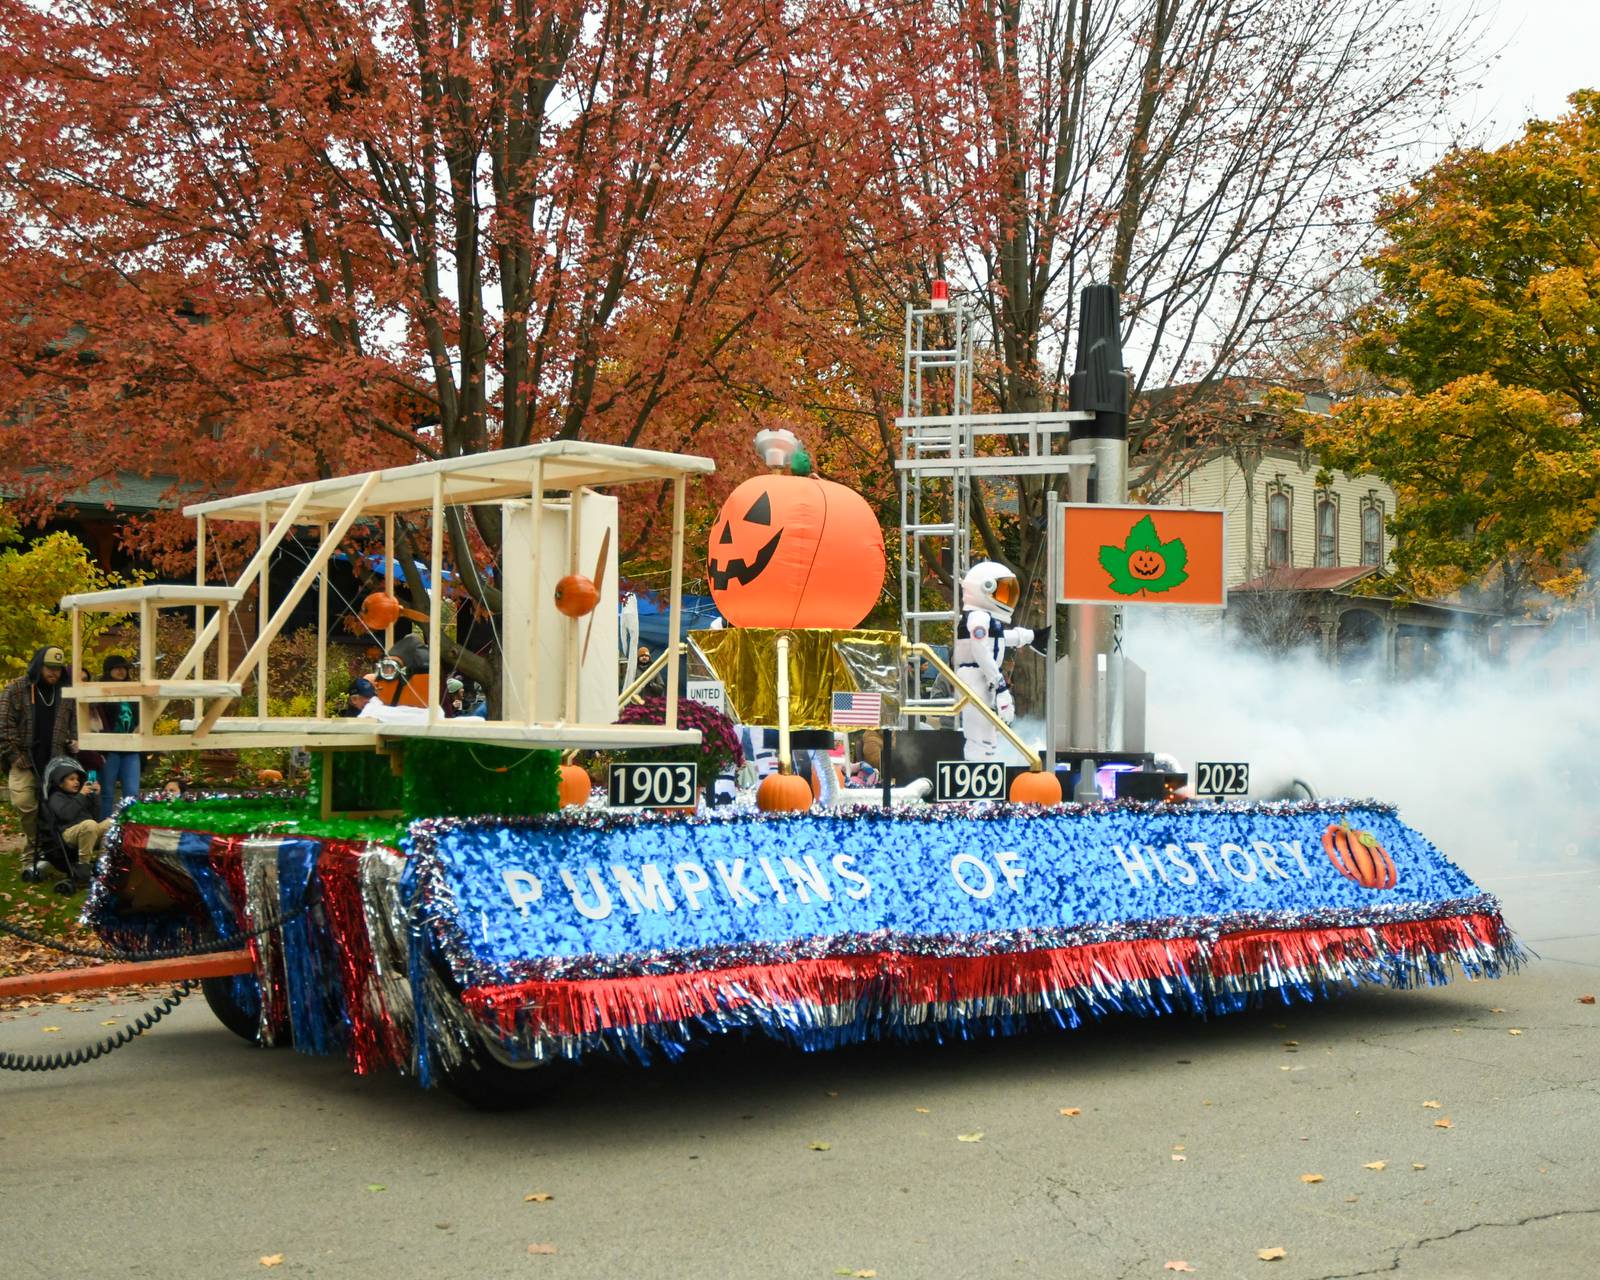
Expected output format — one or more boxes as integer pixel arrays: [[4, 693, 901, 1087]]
[[707, 461, 885, 629]]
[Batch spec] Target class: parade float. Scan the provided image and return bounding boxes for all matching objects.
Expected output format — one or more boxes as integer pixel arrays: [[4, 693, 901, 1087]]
[[18, 288, 1521, 1105]]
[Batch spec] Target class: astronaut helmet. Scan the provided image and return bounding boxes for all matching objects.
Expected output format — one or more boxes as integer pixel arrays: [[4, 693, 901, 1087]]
[[961, 560, 1021, 621]]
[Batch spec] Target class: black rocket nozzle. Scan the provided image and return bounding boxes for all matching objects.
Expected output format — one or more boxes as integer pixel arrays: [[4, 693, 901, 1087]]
[[1069, 284, 1130, 439]]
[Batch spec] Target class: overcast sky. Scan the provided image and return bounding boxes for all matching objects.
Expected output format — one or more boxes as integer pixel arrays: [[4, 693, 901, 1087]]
[[1448, 0, 1600, 145]]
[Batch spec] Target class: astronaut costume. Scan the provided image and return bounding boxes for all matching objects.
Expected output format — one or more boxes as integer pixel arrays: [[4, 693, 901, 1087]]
[[954, 561, 1033, 761]]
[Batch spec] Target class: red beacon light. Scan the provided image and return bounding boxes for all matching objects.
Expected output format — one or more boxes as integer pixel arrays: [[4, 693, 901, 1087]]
[[930, 279, 949, 310]]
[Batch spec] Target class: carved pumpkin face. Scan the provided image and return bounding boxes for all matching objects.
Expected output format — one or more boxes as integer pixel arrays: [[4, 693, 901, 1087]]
[[1128, 549, 1166, 579], [708, 474, 885, 629]]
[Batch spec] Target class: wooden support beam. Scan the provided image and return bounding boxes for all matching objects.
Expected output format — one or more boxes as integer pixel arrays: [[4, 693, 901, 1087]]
[[196, 473, 379, 738], [194, 512, 206, 721], [316, 521, 329, 720], [428, 471, 443, 726], [153, 486, 316, 723], [524, 460, 543, 722], [665, 474, 686, 731], [258, 504, 269, 716], [383, 512, 395, 651]]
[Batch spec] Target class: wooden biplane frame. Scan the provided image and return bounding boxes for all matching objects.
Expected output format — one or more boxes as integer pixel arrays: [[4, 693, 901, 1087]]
[[62, 442, 714, 756]]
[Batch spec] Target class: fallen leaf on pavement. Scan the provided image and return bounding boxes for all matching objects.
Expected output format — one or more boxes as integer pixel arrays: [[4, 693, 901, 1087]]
[[1508, 1028, 1523, 1036], [1172, 1145, 1185, 1152], [1412, 1163, 1427, 1170], [524, 1193, 553, 1203], [1362, 1161, 1387, 1171], [366, 1184, 385, 1193], [1282, 1040, 1299, 1047], [1257, 1247, 1286, 1261], [1299, 1173, 1323, 1184], [41, 1026, 59, 1033], [1489, 1007, 1505, 1014], [956, 1132, 984, 1143], [259, 1257, 284, 1269], [1059, 1108, 1082, 1117], [834, 1271, 877, 1278], [527, 1243, 557, 1255], [1578, 995, 1595, 1005], [809, 1141, 832, 1151], [1422, 1100, 1441, 1109], [1171, 1154, 1187, 1162], [914, 1107, 930, 1114], [1433, 1118, 1453, 1129], [1164, 1262, 1196, 1272], [99, 1019, 117, 1026]]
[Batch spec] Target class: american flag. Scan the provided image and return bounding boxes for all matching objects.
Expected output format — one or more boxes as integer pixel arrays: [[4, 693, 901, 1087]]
[[831, 691, 882, 726]]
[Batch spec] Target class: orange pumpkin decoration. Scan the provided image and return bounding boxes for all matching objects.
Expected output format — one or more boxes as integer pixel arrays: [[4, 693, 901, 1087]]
[[707, 473, 885, 629], [1128, 549, 1166, 580], [757, 771, 814, 812], [554, 574, 600, 618], [1322, 821, 1397, 889], [1009, 769, 1063, 806], [256, 768, 284, 784], [360, 592, 403, 630], [558, 763, 592, 807]]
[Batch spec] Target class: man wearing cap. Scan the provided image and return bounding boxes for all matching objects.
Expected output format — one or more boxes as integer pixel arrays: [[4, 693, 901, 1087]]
[[338, 677, 379, 718], [0, 645, 77, 860]]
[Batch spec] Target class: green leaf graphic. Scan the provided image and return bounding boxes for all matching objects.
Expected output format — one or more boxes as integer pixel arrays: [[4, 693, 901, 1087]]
[[1097, 515, 1190, 596]]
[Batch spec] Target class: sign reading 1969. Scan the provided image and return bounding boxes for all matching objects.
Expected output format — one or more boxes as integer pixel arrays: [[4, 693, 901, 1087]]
[[607, 762, 698, 810], [1194, 761, 1250, 796], [935, 760, 1007, 803]]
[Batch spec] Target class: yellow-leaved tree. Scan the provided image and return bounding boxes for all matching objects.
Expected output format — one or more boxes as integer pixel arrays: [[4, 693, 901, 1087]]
[[0, 514, 134, 680], [1314, 92, 1600, 614]]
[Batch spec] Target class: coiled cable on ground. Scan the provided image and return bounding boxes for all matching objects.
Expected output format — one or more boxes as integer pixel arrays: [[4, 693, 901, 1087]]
[[0, 983, 197, 1073]]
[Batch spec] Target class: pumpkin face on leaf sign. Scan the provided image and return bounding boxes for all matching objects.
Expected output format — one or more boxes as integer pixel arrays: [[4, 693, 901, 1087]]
[[707, 474, 886, 629]]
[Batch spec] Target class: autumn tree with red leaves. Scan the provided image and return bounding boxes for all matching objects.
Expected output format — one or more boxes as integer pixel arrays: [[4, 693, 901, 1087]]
[[0, 0, 953, 692]]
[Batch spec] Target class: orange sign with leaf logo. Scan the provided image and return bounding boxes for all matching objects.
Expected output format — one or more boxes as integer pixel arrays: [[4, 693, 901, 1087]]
[[1058, 504, 1225, 607]]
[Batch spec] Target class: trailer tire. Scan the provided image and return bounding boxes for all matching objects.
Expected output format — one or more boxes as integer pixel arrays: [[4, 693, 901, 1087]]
[[202, 975, 277, 1045], [439, 1041, 568, 1111]]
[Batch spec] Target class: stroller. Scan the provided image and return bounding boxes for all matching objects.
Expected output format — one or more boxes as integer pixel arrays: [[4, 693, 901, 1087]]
[[21, 756, 98, 895]]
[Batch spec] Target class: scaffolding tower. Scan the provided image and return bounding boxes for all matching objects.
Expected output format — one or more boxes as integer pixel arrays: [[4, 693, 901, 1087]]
[[896, 292, 1092, 655]]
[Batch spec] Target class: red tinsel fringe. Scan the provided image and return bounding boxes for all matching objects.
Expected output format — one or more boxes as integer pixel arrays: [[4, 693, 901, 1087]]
[[462, 913, 1508, 1040], [316, 841, 406, 1074]]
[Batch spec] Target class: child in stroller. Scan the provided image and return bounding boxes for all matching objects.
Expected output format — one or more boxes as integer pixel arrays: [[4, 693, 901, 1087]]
[[32, 756, 111, 894]]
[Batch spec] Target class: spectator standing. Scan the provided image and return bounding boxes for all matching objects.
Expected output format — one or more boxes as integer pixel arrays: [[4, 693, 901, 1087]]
[[92, 653, 140, 820], [0, 645, 76, 861]]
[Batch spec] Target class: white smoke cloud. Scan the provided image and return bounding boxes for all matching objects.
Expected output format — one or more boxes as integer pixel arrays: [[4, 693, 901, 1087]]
[[1127, 609, 1597, 896]]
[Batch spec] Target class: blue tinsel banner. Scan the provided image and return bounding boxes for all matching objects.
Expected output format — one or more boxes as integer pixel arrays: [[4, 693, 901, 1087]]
[[407, 801, 1486, 985]]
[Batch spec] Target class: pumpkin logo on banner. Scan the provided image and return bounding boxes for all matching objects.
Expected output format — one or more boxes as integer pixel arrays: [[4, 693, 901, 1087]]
[[1322, 821, 1398, 889], [707, 461, 886, 630]]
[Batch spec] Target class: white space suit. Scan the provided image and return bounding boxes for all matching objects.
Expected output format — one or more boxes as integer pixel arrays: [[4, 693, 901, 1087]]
[[953, 561, 1033, 761]]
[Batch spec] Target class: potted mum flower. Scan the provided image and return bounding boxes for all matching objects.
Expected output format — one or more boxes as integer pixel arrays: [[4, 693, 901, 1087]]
[[617, 694, 744, 801]]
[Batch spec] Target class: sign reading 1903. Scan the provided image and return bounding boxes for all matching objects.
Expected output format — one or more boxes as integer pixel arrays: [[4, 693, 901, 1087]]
[[1194, 761, 1250, 797], [935, 760, 1007, 803], [608, 762, 698, 810]]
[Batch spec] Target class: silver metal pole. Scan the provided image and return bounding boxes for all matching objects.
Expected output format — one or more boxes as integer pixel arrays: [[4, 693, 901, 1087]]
[[1067, 285, 1131, 754], [1066, 440, 1098, 749], [1045, 490, 1059, 771]]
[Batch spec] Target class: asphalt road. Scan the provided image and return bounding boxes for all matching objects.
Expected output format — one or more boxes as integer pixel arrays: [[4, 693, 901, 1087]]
[[3, 852, 1596, 1280]]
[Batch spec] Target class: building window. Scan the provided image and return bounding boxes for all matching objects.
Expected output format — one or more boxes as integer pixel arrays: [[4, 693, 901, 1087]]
[[1267, 489, 1291, 568], [1361, 502, 1383, 566], [1315, 494, 1337, 567]]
